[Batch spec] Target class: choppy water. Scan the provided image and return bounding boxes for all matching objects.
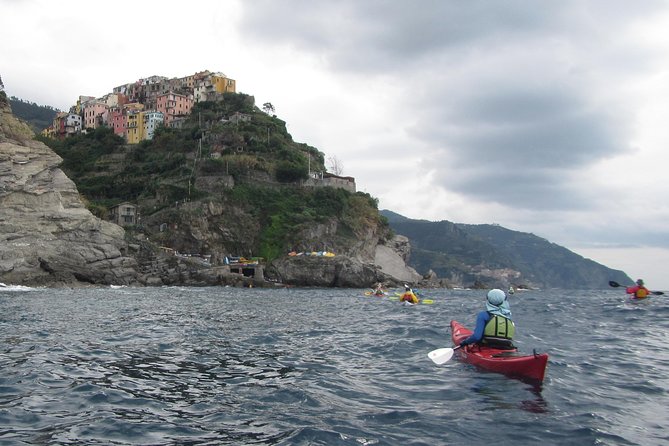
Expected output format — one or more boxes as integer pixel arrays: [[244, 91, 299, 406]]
[[1, 286, 668, 445]]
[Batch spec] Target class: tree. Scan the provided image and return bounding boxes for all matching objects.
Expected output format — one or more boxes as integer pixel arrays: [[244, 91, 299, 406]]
[[262, 102, 275, 115], [276, 160, 309, 183], [327, 155, 344, 176]]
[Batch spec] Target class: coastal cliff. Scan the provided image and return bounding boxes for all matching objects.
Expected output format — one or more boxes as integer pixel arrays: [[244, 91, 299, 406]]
[[0, 92, 139, 286], [0, 90, 422, 288]]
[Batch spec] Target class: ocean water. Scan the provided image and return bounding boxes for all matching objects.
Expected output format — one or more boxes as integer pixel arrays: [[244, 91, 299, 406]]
[[1, 286, 668, 446]]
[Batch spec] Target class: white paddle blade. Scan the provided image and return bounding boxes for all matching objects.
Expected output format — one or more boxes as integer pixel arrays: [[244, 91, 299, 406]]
[[428, 348, 455, 365]]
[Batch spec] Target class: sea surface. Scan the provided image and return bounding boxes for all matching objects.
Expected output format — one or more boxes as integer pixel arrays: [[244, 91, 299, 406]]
[[1, 286, 668, 445]]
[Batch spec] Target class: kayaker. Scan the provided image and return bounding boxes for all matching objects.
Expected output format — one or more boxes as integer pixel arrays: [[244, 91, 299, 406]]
[[373, 283, 386, 296], [399, 285, 419, 304], [459, 289, 515, 349], [626, 279, 651, 299]]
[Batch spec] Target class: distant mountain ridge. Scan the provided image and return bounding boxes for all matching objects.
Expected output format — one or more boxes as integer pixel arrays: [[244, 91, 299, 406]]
[[381, 210, 631, 289], [8, 97, 58, 133]]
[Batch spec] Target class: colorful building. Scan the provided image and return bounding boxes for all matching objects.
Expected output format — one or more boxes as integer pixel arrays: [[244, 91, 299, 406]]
[[83, 101, 109, 129], [194, 72, 237, 102], [60, 70, 234, 140], [210, 72, 236, 94], [156, 92, 193, 126], [108, 107, 125, 137], [43, 112, 82, 139], [73, 95, 95, 115], [180, 70, 211, 90], [126, 110, 144, 144]]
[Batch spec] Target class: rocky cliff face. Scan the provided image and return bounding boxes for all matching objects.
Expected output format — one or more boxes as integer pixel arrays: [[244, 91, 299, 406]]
[[140, 197, 424, 288], [265, 234, 423, 288], [0, 93, 139, 286]]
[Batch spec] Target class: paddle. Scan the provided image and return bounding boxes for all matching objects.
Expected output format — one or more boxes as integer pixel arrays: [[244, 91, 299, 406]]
[[428, 345, 462, 365], [608, 280, 664, 295]]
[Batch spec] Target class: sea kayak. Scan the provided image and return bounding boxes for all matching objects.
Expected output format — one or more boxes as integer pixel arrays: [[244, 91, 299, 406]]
[[450, 320, 548, 383], [629, 296, 650, 302], [364, 291, 387, 297]]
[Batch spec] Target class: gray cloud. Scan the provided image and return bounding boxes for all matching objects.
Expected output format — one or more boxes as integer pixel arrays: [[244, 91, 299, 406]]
[[239, 0, 662, 71], [440, 167, 590, 211], [419, 84, 629, 167], [239, 0, 662, 213], [408, 76, 631, 210]]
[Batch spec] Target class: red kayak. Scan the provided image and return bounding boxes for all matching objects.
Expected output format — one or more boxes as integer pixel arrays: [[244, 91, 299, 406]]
[[450, 320, 548, 383]]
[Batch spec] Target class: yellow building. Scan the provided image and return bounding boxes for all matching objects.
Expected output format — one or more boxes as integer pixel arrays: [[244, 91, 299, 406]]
[[210, 73, 236, 93], [126, 111, 145, 144]]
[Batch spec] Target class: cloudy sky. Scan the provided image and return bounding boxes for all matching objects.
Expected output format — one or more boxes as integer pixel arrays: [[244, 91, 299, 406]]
[[2, 0, 669, 289]]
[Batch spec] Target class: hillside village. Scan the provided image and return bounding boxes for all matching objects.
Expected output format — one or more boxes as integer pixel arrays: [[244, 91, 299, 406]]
[[40, 69, 357, 195], [3, 78, 420, 288], [43, 70, 236, 143]]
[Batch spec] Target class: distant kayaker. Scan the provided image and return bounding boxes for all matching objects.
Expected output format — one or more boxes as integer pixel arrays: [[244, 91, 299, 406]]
[[399, 285, 419, 304], [626, 279, 651, 299], [459, 289, 515, 349], [373, 283, 386, 296]]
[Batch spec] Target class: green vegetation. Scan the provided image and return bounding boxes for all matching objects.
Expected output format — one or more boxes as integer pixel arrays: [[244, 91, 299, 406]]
[[8, 97, 59, 132], [226, 185, 382, 260], [32, 92, 382, 261], [35, 93, 327, 206], [39, 127, 124, 176]]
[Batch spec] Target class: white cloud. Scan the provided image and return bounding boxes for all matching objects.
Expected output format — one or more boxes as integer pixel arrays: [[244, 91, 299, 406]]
[[2, 0, 669, 288]]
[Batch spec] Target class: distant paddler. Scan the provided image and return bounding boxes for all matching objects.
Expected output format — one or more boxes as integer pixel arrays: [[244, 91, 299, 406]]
[[626, 279, 652, 300], [399, 284, 419, 304], [608, 280, 664, 298], [372, 283, 386, 296]]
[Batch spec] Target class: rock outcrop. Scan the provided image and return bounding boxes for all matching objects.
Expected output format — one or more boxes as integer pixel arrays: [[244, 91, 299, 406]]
[[374, 235, 422, 284], [266, 248, 422, 288], [142, 202, 426, 288], [0, 92, 139, 287], [265, 220, 424, 288], [265, 255, 382, 287]]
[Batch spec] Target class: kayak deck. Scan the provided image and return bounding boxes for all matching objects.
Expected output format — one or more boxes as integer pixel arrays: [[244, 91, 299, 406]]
[[450, 320, 548, 383]]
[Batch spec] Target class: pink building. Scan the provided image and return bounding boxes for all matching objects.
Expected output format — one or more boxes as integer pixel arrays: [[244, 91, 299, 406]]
[[83, 101, 109, 129], [156, 92, 193, 126], [109, 107, 126, 137]]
